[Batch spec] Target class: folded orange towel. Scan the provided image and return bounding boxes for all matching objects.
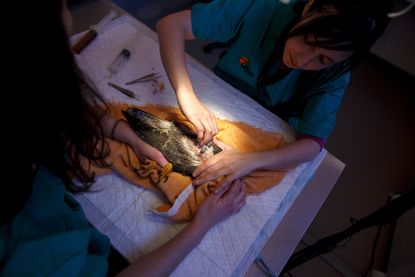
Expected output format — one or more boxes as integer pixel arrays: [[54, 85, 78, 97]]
[[84, 103, 287, 221]]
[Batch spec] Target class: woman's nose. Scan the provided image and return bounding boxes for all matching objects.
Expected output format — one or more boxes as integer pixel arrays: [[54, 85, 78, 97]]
[[296, 51, 318, 68]]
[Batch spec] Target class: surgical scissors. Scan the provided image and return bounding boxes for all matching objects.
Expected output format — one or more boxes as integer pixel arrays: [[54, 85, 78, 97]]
[[125, 73, 161, 85]]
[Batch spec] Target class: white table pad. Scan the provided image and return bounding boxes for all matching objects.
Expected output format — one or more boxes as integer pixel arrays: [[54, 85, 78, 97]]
[[72, 15, 327, 277]]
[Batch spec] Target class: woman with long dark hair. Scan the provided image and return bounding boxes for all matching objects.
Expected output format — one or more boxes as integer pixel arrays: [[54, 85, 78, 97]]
[[156, 0, 393, 193], [1, 1, 246, 275]]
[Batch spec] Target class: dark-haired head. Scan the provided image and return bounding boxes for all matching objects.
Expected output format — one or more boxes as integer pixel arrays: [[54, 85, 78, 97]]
[[3, 0, 109, 223], [284, 0, 393, 70], [293, 0, 393, 51]]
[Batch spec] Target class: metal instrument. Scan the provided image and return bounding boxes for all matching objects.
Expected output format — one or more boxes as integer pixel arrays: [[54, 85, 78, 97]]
[[108, 82, 139, 100], [125, 73, 161, 85]]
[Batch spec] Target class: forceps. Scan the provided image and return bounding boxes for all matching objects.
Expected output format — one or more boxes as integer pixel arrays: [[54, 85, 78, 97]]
[[108, 82, 139, 100], [125, 73, 161, 85]]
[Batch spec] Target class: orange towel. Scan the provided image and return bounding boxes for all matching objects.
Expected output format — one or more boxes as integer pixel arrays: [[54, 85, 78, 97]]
[[83, 103, 287, 221]]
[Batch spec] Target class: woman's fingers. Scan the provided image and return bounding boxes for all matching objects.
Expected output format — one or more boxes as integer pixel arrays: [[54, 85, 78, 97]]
[[154, 153, 169, 167], [214, 175, 237, 194], [193, 158, 228, 185], [199, 117, 217, 146], [219, 178, 242, 199], [232, 179, 246, 205], [208, 111, 218, 138], [192, 155, 219, 178], [191, 120, 205, 144], [212, 138, 232, 150]]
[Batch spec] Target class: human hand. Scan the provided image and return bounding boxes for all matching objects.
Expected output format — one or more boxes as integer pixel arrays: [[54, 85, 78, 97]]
[[179, 98, 218, 146], [192, 140, 258, 194], [132, 139, 169, 167], [193, 178, 246, 230]]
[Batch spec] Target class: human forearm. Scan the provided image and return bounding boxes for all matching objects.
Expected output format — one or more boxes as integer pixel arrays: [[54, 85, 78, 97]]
[[156, 10, 218, 144], [255, 138, 321, 170], [156, 10, 197, 101], [101, 115, 168, 166], [193, 138, 321, 187], [116, 179, 247, 277], [101, 115, 138, 147], [116, 220, 207, 277]]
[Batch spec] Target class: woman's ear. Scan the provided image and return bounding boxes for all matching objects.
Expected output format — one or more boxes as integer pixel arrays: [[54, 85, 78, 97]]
[[302, 0, 315, 16]]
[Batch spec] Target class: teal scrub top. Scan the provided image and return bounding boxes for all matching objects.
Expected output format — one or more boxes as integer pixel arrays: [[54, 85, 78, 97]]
[[0, 167, 110, 276], [192, 0, 350, 139]]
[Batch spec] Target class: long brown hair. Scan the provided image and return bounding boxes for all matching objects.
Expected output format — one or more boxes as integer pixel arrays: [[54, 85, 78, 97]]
[[2, 0, 110, 223]]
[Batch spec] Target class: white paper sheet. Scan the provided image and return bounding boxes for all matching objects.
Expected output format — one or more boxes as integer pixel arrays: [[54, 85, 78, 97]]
[[72, 15, 326, 276]]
